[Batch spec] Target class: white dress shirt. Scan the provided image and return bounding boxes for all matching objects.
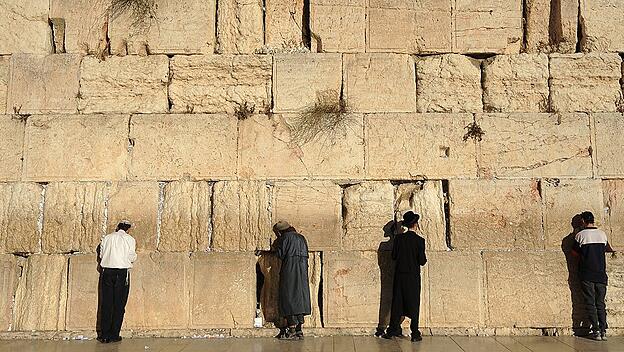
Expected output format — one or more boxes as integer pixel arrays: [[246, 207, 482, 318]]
[[99, 230, 137, 269]]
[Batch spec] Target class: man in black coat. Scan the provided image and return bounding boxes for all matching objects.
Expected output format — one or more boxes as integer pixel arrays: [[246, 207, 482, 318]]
[[273, 220, 311, 340], [383, 211, 427, 342]]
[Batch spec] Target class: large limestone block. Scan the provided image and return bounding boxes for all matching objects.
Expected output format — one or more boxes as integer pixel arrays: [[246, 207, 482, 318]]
[[0, 183, 42, 253], [159, 181, 211, 252], [428, 252, 484, 327], [272, 181, 342, 251], [365, 113, 477, 178], [310, 0, 366, 53], [107, 182, 159, 251], [343, 182, 394, 251], [79, 56, 169, 114], [344, 53, 416, 113], [49, 0, 108, 54], [543, 179, 605, 249], [482, 54, 549, 112], [0, 116, 24, 181], [217, 0, 263, 54], [366, 0, 452, 54], [324, 251, 428, 327], [454, 0, 523, 54], [42, 182, 107, 254], [191, 252, 255, 328], [550, 53, 623, 113], [110, 0, 216, 55], [477, 113, 593, 178], [212, 181, 272, 251], [273, 54, 342, 112], [525, 0, 578, 53], [238, 114, 364, 179], [13, 255, 68, 331], [485, 251, 571, 327], [0, 57, 9, 114], [604, 180, 624, 248], [395, 181, 448, 251], [0, 0, 51, 54], [7, 54, 81, 114], [416, 54, 482, 113], [265, 0, 305, 49], [580, 0, 624, 52], [170, 55, 272, 114], [129, 114, 238, 180], [594, 113, 624, 177], [0, 255, 17, 330], [450, 179, 543, 250], [23, 115, 129, 181], [65, 255, 98, 330], [606, 255, 624, 327], [124, 252, 192, 329]]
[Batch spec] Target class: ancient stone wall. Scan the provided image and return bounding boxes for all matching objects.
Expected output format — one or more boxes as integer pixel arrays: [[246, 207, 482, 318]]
[[0, 0, 623, 338]]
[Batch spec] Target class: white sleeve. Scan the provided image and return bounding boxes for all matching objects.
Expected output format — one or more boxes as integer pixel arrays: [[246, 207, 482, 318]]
[[99, 236, 106, 259], [127, 237, 137, 263]]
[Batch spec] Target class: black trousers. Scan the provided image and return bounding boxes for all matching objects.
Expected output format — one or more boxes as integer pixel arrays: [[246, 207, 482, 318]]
[[581, 280, 608, 333], [286, 314, 304, 329], [100, 268, 130, 339], [387, 273, 421, 337]]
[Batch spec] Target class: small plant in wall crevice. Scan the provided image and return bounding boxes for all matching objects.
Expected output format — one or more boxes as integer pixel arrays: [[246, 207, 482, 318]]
[[107, 0, 158, 32], [462, 121, 485, 142], [234, 101, 256, 121]]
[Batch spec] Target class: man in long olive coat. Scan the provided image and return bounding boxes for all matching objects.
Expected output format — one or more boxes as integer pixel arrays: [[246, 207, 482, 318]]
[[273, 220, 311, 340]]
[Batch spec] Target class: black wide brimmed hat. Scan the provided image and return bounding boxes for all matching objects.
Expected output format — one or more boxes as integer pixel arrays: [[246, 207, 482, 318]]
[[402, 211, 420, 227]]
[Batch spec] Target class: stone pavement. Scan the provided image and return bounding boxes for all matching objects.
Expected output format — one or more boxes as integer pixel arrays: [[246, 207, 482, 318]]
[[1, 336, 623, 352]]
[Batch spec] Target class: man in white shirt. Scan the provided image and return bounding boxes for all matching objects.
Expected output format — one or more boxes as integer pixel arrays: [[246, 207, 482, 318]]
[[98, 220, 137, 344]]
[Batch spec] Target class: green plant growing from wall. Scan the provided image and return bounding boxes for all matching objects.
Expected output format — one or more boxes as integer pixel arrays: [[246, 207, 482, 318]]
[[462, 121, 485, 142], [290, 90, 354, 146]]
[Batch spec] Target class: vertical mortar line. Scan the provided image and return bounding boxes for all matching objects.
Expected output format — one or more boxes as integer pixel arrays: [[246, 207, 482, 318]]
[[64, 254, 71, 331], [480, 59, 486, 112], [442, 180, 452, 250], [103, 182, 111, 239], [156, 181, 166, 251], [76, 55, 83, 114], [206, 182, 214, 251], [208, 182, 216, 250], [547, 55, 553, 112], [167, 57, 173, 112], [575, 0, 582, 53], [473, 113, 481, 178], [19, 116, 28, 181], [126, 115, 133, 181], [538, 178, 545, 250], [214, 0, 220, 54], [318, 251, 324, 328], [588, 113, 597, 179], [37, 184, 47, 254], [262, 0, 267, 46], [521, 0, 528, 52]]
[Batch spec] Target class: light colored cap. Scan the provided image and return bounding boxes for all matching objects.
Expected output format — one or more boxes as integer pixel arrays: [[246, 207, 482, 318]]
[[120, 220, 132, 226], [274, 220, 291, 231]]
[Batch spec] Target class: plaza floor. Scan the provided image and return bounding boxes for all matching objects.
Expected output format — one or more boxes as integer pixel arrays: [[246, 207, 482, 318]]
[[1, 335, 623, 352]]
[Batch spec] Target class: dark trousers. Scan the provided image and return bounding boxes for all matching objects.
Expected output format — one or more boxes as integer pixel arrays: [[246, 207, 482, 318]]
[[388, 313, 419, 337], [286, 314, 304, 330], [387, 273, 421, 337], [581, 280, 608, 333], [100, 268, 130, 339]]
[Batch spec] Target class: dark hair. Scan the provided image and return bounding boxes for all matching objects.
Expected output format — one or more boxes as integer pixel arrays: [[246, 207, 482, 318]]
[[580, 211, 595, 224], [117, 223, 131, 231]]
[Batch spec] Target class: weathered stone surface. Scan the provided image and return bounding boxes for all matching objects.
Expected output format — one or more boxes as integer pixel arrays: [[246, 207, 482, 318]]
[[170, 55, 272, 114], [125, 252, 192, 329], [428, 252, 484, 327], [191, 252, 255, 328], [42, 182, 107, 254], [0, 183, 41, 253], [159, 181, 211, 252], [594, 113, 624, 177], [217, 0, 263, 54], [110, 0, 216, 55], [603, 180, 624, 248], [272, 181, 342, 251], [0, 116, 24, 181], [580, 0, 624, 52], [543, 179, 605, 249], [454, 0, 523, 54], [344, 53, 416, 113], [0, 0, 51, 54], [273, 54, 342, 112], [23, 115, 129, 181], [49, 0, 108, 54], [13, 255, 68, 331], [450, 179, 543, 250], [483, 54, 549, 112], [79, 56, 169, 114], [485, 251, 570, 327], [0, 57, 9, 114], [107, 182, 159, 251], [343, 182, 394, 251], [367, 0, 452, 54], [416, 54, 482, 113], [265, 0, 305, 49], [606, 255, 624, 327], [65, 255, 98, 330], [525, 0, 577, 53], [477, 113, 593, 178], [550, 54, 623, 113], [129, 114, 238, 180], [238, 114, 364, 179], [7, 54, 80, 114], [310, 0, 366, 53], [395, 181, 448, 251], [365, 113, 477, 178], [0, 255, 17, 330], [212, 181, 272, 251]]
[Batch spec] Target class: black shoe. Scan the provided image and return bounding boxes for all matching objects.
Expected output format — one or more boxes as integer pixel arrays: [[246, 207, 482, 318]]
[[275, 329, 286, 339], [295, 330, 304, 340], [109, 336, 122, 343], [588, 331, 602, 341], [411, 335, 422, 342], [278, 329, 298, 340], [382, 332, 403, 340], [96, 337, 109, 344]]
